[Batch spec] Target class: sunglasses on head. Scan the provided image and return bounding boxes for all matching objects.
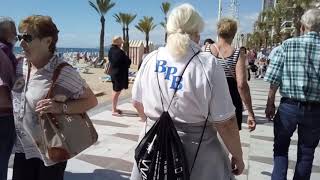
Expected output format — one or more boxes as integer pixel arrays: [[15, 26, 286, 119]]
[[17, 34, 33, 43]]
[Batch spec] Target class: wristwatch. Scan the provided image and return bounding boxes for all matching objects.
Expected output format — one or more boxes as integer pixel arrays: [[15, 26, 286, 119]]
[[62, 103, 68, 114]]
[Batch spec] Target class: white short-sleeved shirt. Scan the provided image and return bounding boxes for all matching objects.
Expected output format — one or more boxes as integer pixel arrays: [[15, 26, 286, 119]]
[[12, 55, 87, 166], [132, 41, 235, 124]]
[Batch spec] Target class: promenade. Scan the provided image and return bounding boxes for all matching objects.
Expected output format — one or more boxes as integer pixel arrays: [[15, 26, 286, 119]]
[[7, 78, 320, 180]]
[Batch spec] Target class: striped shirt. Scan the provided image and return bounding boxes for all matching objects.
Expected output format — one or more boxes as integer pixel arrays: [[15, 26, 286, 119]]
[[264, 32, 320, 102], [12, 55, 87, 166], [205, 46, 240, 78]]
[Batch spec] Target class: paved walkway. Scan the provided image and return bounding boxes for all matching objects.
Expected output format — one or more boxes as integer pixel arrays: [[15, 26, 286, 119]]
[[7, 78, 320, 180]]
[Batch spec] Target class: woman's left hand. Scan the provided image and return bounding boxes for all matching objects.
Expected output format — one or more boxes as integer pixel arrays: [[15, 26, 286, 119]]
[[35, 99, 62, 114], [247, 115, 256, 132]]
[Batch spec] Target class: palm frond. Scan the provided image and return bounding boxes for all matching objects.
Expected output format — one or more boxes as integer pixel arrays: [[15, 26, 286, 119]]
[[161, 2, 171, 15], [135, 25, 144, 32], [113, 12, 126, 27], [96, 0, 115, 15], [89, 1, 101, 16], [113, 13, 121, 23], [160, 22, 166, 29], [135, 16, 157, 33], [127, 14, 137, 25]]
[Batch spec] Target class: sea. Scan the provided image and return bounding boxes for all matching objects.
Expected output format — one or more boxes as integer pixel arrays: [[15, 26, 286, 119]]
[[14, 47, 110, 54]]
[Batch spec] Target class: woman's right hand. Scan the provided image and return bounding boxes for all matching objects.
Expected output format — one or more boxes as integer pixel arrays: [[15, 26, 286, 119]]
[[231, 156, 245, 175], [247, 115, 256, 132]]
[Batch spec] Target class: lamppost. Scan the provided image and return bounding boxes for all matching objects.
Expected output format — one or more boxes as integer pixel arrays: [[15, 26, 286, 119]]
[[217, 0, 222, 41], [241, 33, 244, 47], [218, 0, 222, 21]]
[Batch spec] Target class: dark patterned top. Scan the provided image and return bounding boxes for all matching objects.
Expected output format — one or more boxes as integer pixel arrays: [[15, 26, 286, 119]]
[[205, 45, 240, 78]]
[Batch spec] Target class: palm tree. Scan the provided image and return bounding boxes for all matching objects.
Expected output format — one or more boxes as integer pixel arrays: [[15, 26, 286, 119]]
[[263, 6, 284, 45], [123, 13, 137, 55], [160, 2, 171, 43], [113, 12, 126, 42], [135, 16, 157, 53], [251, 31, 263, 49], [89, 0, 115, 65], [256, 19, 269, 47]]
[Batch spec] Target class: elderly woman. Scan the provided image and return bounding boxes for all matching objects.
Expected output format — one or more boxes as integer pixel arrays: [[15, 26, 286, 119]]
[[131, 4, 244, 180], [0, 17, 17, 180], [108, 36, 131, 116], [11, 15, 97, 180], [206, 18, 256, 131]]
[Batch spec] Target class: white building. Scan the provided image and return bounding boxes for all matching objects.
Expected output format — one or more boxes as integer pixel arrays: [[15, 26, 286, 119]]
[[262, 0, 276, 11]]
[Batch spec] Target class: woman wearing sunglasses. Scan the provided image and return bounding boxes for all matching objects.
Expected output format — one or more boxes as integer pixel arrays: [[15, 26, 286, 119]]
[[11, 15, 98, 180]]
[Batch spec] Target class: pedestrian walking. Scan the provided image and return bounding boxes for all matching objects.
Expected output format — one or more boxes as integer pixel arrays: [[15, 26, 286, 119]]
[[12, 15, 97, 180], [265, 8, 320, 180], [0, 16, 17, 180], [206, 18, 256, 131], [131, 4, 244, 180]]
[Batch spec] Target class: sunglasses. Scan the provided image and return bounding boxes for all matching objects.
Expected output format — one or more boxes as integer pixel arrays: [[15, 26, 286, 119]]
[[17, 34, 33, 43]]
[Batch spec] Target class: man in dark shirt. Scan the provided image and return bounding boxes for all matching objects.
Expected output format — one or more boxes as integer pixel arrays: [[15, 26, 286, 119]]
[[0, 16, 17, 180]]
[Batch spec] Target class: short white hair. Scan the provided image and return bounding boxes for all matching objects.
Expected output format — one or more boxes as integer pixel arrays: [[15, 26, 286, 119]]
[[166, 3, 204, 59], [301, 8, 320, 32], [112, 35, 123, 45], [0, 16, 15, 38]]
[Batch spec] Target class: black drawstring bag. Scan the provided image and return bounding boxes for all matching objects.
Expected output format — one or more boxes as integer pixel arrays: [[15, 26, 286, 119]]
[[135, 51, 208, 180]]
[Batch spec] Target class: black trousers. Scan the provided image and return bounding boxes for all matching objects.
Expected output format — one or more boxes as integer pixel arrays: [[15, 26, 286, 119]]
[[226, 77, 243, 130], [12, 153, 67, 180]]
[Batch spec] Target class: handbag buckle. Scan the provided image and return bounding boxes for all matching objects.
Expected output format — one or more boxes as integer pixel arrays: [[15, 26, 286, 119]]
[[174, 167, 183, 174]]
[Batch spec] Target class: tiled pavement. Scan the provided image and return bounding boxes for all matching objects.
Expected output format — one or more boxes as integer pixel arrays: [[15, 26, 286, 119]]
[[7, 79, 320, 180]]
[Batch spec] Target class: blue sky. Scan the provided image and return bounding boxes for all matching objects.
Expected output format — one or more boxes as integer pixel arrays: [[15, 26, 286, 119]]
[[1, 0, 262, 48]]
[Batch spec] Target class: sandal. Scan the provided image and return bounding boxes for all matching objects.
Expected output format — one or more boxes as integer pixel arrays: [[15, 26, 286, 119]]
[[112, 109, 122, 116]]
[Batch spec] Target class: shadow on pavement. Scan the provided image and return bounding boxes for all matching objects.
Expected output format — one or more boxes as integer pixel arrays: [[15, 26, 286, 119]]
[[65, 169, 131, 180], [261, 171, 272, 176], [120, 110, 139, 117]]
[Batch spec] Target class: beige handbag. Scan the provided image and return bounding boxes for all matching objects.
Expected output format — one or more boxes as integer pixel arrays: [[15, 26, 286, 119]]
[[39, 63, 98, 163]]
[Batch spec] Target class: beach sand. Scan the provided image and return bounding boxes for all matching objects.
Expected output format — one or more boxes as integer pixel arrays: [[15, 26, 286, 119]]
[[79, 67, 134, 104]]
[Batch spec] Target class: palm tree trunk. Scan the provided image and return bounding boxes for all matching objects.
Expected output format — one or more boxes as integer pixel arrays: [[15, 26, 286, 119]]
[[122, 27, 126, 43], [146, 33, 149, 53], [294, 19, 301, 37], [293, 6, 304, 37], [126, 27, 129, 55], [164, 17, 168, 43], [165, 32, 167, 44], [98, 16, 105, 67]]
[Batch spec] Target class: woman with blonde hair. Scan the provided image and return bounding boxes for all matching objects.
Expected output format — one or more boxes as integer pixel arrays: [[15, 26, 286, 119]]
[[206, 18, 256, 131], [131, 4, 244, 180]]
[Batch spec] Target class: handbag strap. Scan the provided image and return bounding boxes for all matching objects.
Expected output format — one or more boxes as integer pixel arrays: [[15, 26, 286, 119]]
[[190, 115, 208, 172], [45, 62, 71, 98], [42, 62, 71, 129], [212, 44, 236, 78]]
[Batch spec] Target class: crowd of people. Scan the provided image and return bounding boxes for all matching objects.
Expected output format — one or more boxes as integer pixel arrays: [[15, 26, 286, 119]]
[[0, 3, 319, 180]]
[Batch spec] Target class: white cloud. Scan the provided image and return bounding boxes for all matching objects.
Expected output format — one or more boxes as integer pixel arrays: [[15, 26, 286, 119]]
[[239, 12, 259, 33]]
